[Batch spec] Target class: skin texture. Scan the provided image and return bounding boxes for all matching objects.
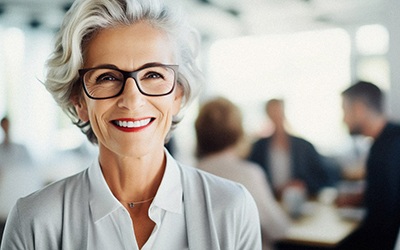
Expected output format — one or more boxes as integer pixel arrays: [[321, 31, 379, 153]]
[[74, 22, 183, 248]]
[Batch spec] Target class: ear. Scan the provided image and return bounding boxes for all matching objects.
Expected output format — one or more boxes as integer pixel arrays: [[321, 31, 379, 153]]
[[172, 84, 184, 115], [72, 96, 89, 122]]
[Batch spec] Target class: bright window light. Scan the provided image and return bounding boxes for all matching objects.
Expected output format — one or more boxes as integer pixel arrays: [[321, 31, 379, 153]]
[[1, 27, 26, 140], [356, 24, 389, 55], [357, 57, 390, 91]]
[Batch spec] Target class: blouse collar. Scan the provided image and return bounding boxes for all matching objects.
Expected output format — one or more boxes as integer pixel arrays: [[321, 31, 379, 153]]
[[89, 149, 183, 222]]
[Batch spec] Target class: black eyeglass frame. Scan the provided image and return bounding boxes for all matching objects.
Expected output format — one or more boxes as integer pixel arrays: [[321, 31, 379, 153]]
[[78, 64, 179, 100]]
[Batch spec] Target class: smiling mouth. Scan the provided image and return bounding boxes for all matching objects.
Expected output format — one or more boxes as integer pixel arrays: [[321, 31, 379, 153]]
[[113, 118, 154, 129]]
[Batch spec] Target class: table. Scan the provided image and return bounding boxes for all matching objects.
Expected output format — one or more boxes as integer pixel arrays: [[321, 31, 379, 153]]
[[277, 201, 363, 250]]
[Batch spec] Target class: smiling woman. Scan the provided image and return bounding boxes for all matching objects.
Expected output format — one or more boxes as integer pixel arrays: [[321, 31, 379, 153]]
[[0, 0, 262, 250]]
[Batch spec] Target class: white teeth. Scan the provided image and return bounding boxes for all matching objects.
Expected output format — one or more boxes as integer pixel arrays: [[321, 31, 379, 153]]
[[117, 118, 151, 128]]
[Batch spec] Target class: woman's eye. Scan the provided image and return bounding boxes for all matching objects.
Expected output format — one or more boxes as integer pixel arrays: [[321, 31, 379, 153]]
[[96, 73, 120, 83], [145, 72, 163, 79], [102, 76, 115, 81]]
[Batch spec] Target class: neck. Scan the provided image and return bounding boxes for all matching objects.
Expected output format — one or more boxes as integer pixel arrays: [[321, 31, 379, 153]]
[[98, 145, 165, 202], [272, 129, 289, 149]]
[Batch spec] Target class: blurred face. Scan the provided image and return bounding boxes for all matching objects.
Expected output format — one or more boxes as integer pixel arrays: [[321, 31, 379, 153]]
[[342, 97, 363, 135], [75, 22, 183, 158], [267, 101, 285, 126], [1, 119, 9, 134]]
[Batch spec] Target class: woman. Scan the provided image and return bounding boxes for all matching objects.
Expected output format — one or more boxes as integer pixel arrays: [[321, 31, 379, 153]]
[[0, 0, 261, 249], [195, 97, 291, 250]]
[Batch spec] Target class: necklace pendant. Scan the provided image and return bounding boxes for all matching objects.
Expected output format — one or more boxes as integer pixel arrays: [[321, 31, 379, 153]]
[[128, 203, 135, 208]]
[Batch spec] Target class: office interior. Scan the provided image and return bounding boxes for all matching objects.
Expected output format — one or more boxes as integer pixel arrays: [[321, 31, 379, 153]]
[[0, 0, 400, 246]]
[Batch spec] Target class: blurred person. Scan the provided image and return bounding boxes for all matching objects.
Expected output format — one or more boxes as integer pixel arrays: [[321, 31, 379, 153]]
[[0, 0, 261, 249], [195, 97, 291, 250], [0, 116, 42, 241], [248, 99, 336, 198], [336, 81, 400, 250], [0, 116, 33, 170]]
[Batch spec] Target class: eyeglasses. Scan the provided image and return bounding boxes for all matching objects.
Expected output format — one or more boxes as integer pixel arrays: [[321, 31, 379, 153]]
[[79, 64, 178, 99]]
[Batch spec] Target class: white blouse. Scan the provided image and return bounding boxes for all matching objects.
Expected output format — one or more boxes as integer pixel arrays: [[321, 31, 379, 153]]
[[1, 151, 261, 250]]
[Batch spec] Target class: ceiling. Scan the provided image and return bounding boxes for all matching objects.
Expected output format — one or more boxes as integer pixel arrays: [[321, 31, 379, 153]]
[[0, 0, 386, 39]]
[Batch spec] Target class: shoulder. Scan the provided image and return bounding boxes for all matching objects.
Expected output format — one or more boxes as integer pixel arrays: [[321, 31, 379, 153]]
[[384, 123, 400, 138], [2, 169, 90, 249], [179, 164, 256, 210], [250, 137, 270, 152], [253, 137, 269, 145], [24, 168, 88, 201], [241, 159, 265, 172], [181, 164, 242, 190], [374, 123, 400, 149], [13, 169, 89, 223], [290, 135, 311, 144], [233, 159, 267, 180], [290, 136, 317, 151]]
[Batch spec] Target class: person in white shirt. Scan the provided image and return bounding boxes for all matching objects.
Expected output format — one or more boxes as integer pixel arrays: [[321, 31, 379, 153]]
[[195, 97, 291, 250], [0, 1, 261, 249]]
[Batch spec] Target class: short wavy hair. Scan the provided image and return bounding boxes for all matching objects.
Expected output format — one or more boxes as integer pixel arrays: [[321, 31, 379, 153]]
[[44, 0, 203, 144]]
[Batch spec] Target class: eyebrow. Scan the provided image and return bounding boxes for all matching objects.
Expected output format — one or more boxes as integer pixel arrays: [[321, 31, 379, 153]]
[[90, 62, 172, 71]]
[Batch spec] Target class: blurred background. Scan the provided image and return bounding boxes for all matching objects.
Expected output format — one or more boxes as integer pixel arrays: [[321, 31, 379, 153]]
[[0, 0, 399, 186]]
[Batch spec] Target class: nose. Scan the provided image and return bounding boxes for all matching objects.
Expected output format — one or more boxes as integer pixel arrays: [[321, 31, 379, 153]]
[[117, 78, 145, 109]]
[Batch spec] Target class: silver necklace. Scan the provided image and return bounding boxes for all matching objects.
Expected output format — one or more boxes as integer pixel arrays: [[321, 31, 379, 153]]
[[121, 197, 155, 208]]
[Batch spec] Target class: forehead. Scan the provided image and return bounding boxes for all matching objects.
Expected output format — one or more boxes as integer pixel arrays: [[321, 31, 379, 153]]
[[83, 22, 176, 69]]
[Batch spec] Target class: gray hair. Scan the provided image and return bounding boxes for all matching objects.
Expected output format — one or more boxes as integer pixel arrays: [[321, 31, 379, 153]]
[[44, 0, 203, 143]]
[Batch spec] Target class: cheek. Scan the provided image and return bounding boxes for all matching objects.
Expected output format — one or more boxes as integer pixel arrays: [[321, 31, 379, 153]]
[[342, 106, 352, 122], [84, 100, 113, 126], [343, 112, 353, 126], [87, 102, 107, 122]]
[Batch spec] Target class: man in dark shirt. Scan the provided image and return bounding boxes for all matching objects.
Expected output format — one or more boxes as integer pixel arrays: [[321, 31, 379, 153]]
[[337, 81, 400, 250]]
